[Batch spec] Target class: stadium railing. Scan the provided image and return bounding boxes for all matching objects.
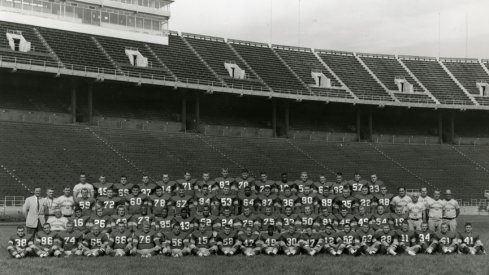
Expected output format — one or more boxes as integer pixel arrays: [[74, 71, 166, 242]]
[[0, 196, 24, 216]]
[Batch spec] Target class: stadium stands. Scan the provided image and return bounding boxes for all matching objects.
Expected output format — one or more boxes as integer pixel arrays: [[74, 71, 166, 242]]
[[182, 34, 268, 91], [273, 46, 353, 99], [148, 33, 219, 85], [316, 50, 393, 101], [400, 56, 473, 105], [358, 54, 435, 104], [0, 121, 486, 202], [229, 40, 307, 94]]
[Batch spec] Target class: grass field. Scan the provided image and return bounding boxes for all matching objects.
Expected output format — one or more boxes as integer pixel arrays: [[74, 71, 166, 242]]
[[0, 216, 488, 275]]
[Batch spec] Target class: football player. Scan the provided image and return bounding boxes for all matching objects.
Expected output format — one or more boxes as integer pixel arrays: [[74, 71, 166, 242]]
[[156, 174, 176, 194], [260, 225, 281, 255], [125, 185, 148, 215], [300, 227, 323, 256], [132, 221, 161, 258], [277, 206, 299, 231], [56, 221, 84, 257], [173, 207, 195, 233], [86, 207, 112, 234], [194, 185, 215, 215], [113, 175, 133, 197], [368, 174, 384, 194], [278, 186, 300, 213], [276, 172, 293, 193], [81, 225, 109, 257], [176, 171, 197, 195], [149, 186, 171, 217], [190, 222, 216, 257], [33, 223, 59, 257], [70, 207, 90, 233], [280, 224, 302, 256], [98, 188, 122, 216], [333, 188, 358, 214], [371, 205, 390, 231], [214, 168, 236, 191], [349, 172, 368, 196], [255, 171, 276, 194], [111, 205, 132, 229], [336, 223, 360, 256], [335, 207, 354, 230], [295, 171, 313, 194], [107, 221, 133, 256], [129, 205, 154, 232], [354, 206, 373, 230], [139, 175, 157, 196], [435, 223, 457, 254], [298, 185, 318, 213], [93, 175, 113, 199], [216, 185, 239, 215], [357, 223, 377, 255], [170, 186, 194, 215], [75, 188, 96, 216], [389, 205, 407, 231], [300, 206, 319, 230], [395, 221, 419, 256], [312, 174, 331, 196], [238, 226, 261, 256], [416, 222, 436, 254], [235, 168, 255, 193], [162, 224, 191, 257], [154, 207, 174, 233], [196, 172, 216, 192], [374, 223, 398, 256], [237, 186, 257, 213], [331, 172, 348, 195], [236, 206, 259, 234], [7, 226, 33, 259], [458, 222, 484, 255], [321, 224, 340, 256], [216, 224, 240, 256], [373, 186, 394, 213], [355, 186, 374, 213]]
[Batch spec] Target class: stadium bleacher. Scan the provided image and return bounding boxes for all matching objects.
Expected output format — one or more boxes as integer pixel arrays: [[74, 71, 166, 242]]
[[316, 50, 393, 101], [400, 56, 473, 105], [0, 121, 485, 202], [229, 40, 307, 94], [358, 54, 434, 104], [182, 34, 268, 91], [273, 46, 353, 99]]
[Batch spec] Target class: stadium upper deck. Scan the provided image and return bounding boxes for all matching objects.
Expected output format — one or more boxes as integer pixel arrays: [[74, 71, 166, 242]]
[[2, 20, 489, 111]]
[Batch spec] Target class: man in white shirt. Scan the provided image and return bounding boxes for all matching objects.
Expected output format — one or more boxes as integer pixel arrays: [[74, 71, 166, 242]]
[[443, 189, 460, 232], [390, 187, 412, 214], [22, 187, 45, 234], [55, 186, 75, 217], [427, 190, 445, 232], [42, 188, 56, 220], [73, 172, 94, 198], [406, 193, 425, 231], [418, 187, 433, 209], [47, 208, 68, 232]]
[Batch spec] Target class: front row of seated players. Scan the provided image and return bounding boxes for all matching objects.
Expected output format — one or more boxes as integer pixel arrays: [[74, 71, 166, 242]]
[[8, 210, 485, 258]]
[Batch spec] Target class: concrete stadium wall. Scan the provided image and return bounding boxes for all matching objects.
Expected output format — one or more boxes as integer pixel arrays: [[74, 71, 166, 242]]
[[0, 109, 71, 124], [93, 116, 181, 132]]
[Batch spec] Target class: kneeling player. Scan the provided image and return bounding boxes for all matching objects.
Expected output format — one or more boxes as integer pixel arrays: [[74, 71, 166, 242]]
[[7, 226, 33, 259], [458, 222, 485, 255], [33, 223, 60, 258], [301, 228, 323, 256], [108, 221, 133, 256], [163, 224, 191, 257], [435, 223, 457, 254], [337, 224, 360, 256], [357, 223, 378, 255], [132, 221, 161, 258], [395, 221, 419, 256], [260, 225, 282, 255], [280, 225, 302, 256], [81, 225, 109, 257], [375, 223, 398, 256], [190, 222, 216, 257], [239, 226, 261, 256], [216, 224, 240, 256], [57, 221, 84, 257]]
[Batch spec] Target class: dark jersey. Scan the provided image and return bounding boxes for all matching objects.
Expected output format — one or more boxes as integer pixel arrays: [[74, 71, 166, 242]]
[[279, 194, 300, 208], [317, 194, 336, 212], [375, 230, 396, 245], [312, 182, 332, 196], [92, 182, 114, 198], [279, 213, 299, 228], [299, 214, 319, 228], [357, 229, 377, 245], [110, 230, 133, 249], [300, 232, 322, 247], [134, 230, 160, 249], [354, 213, 373, 227], [139, 183, 157, 197], [395, 229, 417, 245], [355, 194, 374, 212], [57, 231, 83, 250], [235, 177, 255, 192], [149, 194, 171, 217], [214, 177, 236, 190], [368, 180, 385, 194], [164, 231, 190, 249], [113, 183, 134, 197], [337, 231, 359, 246], [216, 230, 239, 247], [294, 180, 313, 194], [260, 232, 282, 247], [348, 179, 369, 195], [111, 214, 132, 228], [281, 232, 302, 247], [36, 231, 58, 248], [156, 180, 177, 194], [416, 230, 435, 244], [195, 214, 219, 229], [75, 197, 96, 216], [83, 232, 109, 249], [373, 193, 394, 212], [389, 212, 408, 230], [70, 215, 90, 233], [98, 197, 123, 216], [191, 230, 214, 248], [154, 216, 174, 232], [255, 180, 276, 193], [88, 215, 112, 231], [8, 234, 32, 249], [457, 232, 481, 247], [238, 233, 260, 247], [125, 193, 148, 215]]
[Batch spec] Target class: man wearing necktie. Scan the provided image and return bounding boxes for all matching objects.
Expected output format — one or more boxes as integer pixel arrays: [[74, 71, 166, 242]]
[[22, 187, 45, 235]]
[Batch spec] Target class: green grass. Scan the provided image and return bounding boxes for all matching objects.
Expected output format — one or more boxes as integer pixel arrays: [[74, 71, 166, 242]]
[[1, 216, 488, 275]]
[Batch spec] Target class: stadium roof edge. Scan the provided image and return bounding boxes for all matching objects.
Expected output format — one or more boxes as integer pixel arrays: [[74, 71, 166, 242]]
[[314, 49, 354, 56], [439, 57, 480, 63], [228, 39, 269, 48], [398, 55, 437, 61], [168, 30, 179, 36], [271, 44, 311, 52], [356, 52, 396, 59], [181, 32, 225, 42]]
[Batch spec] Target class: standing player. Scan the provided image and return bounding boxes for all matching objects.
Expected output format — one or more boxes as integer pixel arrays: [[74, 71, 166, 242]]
[[368, 174, 384, 194], [235, 169, 255, 193], [331, 172, 347, 195], [81, 225, 109, 257], [237, 186, 257, 214], [335, 207, 355, 230], [276, 172, 293, 193], [216, 224, 240, 256], [349, 173, 368, 196], [427, 190, 445, 232], [177, 172, 197, 196], [374, 223, 398, 255], [113, 175, 133, 197], [216, 186, 239, 215], [190, 222, 216, 257], [442, 190, 460, 232], [357, 223, 377, 255], [371, 205, 390, 231], [435, 223, 457, 254], [395, 221, 419, 256], [162, 224, 191, 257], [55, 186, 75, 218], [98, 188, 122, 217], [132, 221, 161, 258], [280, 225, 302, 256], [278, 187, 300, 213], [277, 206, 299, 231], [390, 187, 412, 214], [125, 185, 148, 215], [156, 174, 177, 194], [333, 188, 358, 214], [373, 186, 394, 213], [298, 185, 318, 213], [171, 186, 194, 215], [312, 174, 331, 196], [238, 226, 261, 256], [406, 193, 425, 231], [73, 172, 94, 198], [458, 222, 485, 255], [75, 188, 96, 217], [33, 223, 59, 258], [93, 175, 113, 199], [260, 225, 281, 255], [56, 221, 84, 257], [108, 221, 133, 256], [194, 185, 215, 215], [149, 186, 171, 217], [416, 222, 436, 254], [196, 172, 216, 192], [255, 172, 276, 194], [300, 206, 319, 230], [215, 168, 236, 192], [7, 226, 33, 259], [257, 186, 279, 213], [295, 172, 313, 194], [140, 175, 157, 197], [355, 186, 374, 213]]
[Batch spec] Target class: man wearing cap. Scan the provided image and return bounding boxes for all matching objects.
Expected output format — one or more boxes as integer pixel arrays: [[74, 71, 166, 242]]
[[442, 190, 459, 232]]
